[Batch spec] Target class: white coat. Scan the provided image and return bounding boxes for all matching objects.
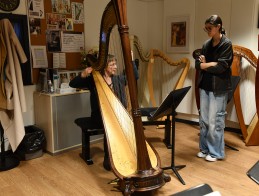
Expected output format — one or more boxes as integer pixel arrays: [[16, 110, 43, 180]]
[[0, 19, 27, 151]]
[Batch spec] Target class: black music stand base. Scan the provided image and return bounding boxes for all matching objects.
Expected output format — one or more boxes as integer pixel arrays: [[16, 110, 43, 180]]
[[162, 110, 186, 185], [163, 164, 186, 185], [225, 144, 239, 151]]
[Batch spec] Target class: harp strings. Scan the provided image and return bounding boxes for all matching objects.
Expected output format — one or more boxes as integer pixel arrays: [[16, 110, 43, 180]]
[[94, 71, 137, 156], [131, 35, 189, 107], [103, 26, 137, 155], [109, 26, 124, 75]]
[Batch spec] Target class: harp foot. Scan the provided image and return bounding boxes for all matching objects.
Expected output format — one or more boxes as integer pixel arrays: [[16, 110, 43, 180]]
[[117, 168, 167, 195], [163, 173, 171, 183]]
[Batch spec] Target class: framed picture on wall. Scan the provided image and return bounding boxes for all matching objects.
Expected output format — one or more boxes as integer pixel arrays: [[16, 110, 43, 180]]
[[166, 15, 190, 53], [59, 72, 69, 86]]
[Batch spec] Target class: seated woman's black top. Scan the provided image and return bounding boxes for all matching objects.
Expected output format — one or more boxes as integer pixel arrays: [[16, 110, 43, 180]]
[[69, 74, 103, 127], [69, 73, 127, 127]]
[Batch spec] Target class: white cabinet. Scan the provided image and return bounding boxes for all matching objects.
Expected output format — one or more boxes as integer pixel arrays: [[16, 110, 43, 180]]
[[33, 91, 91, 155]]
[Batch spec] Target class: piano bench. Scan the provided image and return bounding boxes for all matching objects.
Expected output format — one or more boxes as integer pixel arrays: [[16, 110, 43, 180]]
[[74, 117, 104, 165]]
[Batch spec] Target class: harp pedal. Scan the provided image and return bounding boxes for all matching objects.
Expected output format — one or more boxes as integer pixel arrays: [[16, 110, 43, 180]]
[[108, 178, 119, 185]]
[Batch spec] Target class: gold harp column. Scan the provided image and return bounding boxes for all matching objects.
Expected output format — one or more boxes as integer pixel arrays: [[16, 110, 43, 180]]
[[112, 0, 152, 171]]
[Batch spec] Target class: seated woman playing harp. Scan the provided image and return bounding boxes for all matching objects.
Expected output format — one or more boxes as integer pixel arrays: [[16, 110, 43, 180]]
[[69, 54, 137, 170]]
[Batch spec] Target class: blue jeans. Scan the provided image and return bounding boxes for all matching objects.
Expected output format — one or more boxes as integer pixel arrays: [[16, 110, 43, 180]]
[[199, 89, 228, 159]]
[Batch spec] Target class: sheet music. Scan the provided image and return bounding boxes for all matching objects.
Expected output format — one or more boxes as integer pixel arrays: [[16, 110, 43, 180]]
[[31, 45, 48, 68], [53, 53, 66, 68], [61, 31, 84, 52]]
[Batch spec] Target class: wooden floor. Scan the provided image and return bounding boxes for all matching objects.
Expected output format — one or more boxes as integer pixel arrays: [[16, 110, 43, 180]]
[[1, 122, 259, 196]]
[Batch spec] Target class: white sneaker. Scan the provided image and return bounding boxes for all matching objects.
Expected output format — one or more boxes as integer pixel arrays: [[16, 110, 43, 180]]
[[205, 154, 217, 162], [197, 151, 207, 158]]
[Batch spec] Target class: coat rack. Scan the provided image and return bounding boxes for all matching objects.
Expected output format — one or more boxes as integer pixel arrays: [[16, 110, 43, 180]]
[[0, 123, 20, 171]]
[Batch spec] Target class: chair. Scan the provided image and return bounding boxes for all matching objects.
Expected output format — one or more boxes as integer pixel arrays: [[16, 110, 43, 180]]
[[74, 117, 104, 165], [141, 107, 172, 148]]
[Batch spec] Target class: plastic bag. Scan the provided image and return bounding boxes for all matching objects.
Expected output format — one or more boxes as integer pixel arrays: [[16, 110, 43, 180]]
[[16, 125, 46, 154]]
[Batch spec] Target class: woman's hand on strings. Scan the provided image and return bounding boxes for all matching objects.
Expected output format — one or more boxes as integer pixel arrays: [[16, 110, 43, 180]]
[[81, 67, 93, 78]]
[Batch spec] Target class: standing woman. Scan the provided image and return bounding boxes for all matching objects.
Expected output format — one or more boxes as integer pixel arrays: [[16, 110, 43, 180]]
[[195, 15, 233, 162]]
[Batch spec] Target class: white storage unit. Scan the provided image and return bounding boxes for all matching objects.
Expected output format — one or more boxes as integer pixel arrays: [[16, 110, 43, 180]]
[[33, 91, 91, 155]]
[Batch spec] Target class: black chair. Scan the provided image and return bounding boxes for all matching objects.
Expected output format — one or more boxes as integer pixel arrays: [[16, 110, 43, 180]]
[[172, 183, 214, 196], [74, 117, 104, 165], [141, 107, 172, 148]]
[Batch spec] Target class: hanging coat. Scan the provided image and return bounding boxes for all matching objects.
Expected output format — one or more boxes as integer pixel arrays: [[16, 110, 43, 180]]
[[0, 19, 27, 151]]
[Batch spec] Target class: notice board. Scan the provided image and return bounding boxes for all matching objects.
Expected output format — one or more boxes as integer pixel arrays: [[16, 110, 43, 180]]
[[29, 0, 84, 83]]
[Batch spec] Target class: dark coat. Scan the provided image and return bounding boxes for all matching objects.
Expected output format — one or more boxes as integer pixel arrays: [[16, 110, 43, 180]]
[[195, 34, 233, 94]]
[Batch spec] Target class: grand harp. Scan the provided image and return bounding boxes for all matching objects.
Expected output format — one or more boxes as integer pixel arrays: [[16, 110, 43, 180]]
[[85, 0, 169, 194]]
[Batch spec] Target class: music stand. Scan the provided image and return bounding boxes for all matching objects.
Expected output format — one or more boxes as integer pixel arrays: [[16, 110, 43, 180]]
[[148, 86, 191, 185]]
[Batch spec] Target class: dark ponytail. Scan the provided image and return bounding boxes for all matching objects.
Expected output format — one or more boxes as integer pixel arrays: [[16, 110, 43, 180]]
[[221, 27, 226, 35]]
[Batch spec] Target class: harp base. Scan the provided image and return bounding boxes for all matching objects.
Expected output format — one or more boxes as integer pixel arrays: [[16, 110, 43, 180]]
[[117, 169, 168, 195]]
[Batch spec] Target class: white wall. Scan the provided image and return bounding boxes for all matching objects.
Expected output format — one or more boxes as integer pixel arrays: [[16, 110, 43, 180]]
[[83, 0, 109, 51], [157, 0, 259, 125], [84, 0, 148, 52], [2, 0, 259, 127], [163, 0, 197, 116], [146, 1, 164, 49]]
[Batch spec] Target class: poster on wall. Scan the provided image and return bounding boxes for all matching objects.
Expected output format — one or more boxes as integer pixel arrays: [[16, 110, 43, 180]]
[[61, 31, 84, 52], [31, 45, 48, 68], [71, 2, 84, 24], [28, 0, 45, 19], [65, 18, 74, 31], [46, 30, 61, 52], [29, 17, 41, 35], [51, 0, 71, 14], [46, 13, 66, 30], [166, 15, 189, 53]]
